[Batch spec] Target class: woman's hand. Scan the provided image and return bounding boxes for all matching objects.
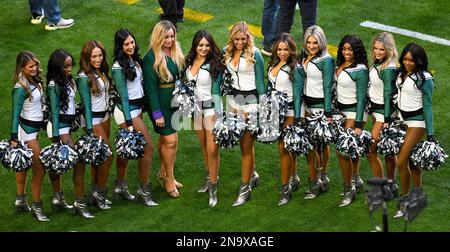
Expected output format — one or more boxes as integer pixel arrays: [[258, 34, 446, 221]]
[[156, 117, 165, 128], [10, 139, 18, 148], [383, 122, 389, 128], [354, 128, 362, 136]]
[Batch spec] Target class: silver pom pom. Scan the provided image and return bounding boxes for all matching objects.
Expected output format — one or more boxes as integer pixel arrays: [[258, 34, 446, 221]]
[[5, 140, 33, 172], [40, 142, 78, 175], [115, 128, 147, 159], [107, 89, 119, 116], [212, 112, 246, 149], [282, 122, 313, 156], [357, 130, 374, 156], [70, 103, 84, 133], [410, 140, 448, 171], [0, 140, 11, 169], [336, 128, 359, 159], [220, 69, 233, 96], [306, 111, 334, 148], [75, 134, 112, 166], [377, 122, 405, 157], [330, 113, 346, 143], [172, 80, 200, 117]]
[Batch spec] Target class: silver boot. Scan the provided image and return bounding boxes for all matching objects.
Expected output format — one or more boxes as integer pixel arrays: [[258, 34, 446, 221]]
[[232, 183, 252, 207], [339, 184, 356, 207], [136, 183, 159, 207], [90, 183, 112, 206], [113, 179, 135, 201], [321, 172, 330, 192], [198, 170, 210, 193], [31, 201, 50, 222], [304, 178, 324, 200], [91, 188, 112, 210], [74, 197, 95, 219], [352, 174, 364, 193], [208, 181, 218, 208], [289, 172, 301, 192], [15, 194, 31, 213], [393, 194, 409, 219], [249, 170, 260, 189], [52, 191, 73, 212], [278, 183, 293, 206]]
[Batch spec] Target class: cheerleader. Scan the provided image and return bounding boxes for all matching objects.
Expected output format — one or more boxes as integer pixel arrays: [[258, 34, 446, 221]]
[[367, 32, 398, 197], [335, 35, 369, 207], [301, 25, 334, 199], [112, 28, 157, 206], [393, 43, 434, 218], [267, 33, 303, 205], [222, 21, 266, 206]]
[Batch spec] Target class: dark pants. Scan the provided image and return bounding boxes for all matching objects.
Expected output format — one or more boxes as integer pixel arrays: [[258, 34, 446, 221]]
[[261, 0, 280, 48], [158, 0, 185, 24], [278, 0, 317, 36]]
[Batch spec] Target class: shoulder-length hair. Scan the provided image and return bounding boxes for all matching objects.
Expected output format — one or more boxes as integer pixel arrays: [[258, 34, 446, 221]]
[[370, 32, 398, 69], [336, 34, 368, 68], [13, 51, 43, 100], [149, 20, 185, 82], [268, 33, 298, 81], [303, 25, 328, 58], [113, 28, 143, 81], [78, 40, 112, 96], [47, 49, 75, 112], [398, 42, 430, 82], [223, 21, 255, 66], [186, 29, 222, 80]]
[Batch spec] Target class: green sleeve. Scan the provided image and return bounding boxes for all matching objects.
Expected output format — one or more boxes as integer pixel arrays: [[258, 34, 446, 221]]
[[355, 68, 369, 128], [10, 87, 27, 140], [254, 50, 266, 95], [380, 68, 396, 122], [76, 76, 93, 131], [112, 66, 132, 126], [293, 66, 305, 119], [48, 84, 61, 139], [321, 57, 335, 115], [212, 73, 222, 113], [142, 51, 163, 120], [422, 78, 434, 136]]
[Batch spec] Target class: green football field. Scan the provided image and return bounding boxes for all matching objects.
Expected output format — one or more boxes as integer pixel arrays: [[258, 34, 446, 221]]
[[0, 0, 449, 232]]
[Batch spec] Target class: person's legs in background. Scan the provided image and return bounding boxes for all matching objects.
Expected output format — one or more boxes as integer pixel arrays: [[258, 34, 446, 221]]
[[298, 0, 317, 32], [261, 0, 280, 56]]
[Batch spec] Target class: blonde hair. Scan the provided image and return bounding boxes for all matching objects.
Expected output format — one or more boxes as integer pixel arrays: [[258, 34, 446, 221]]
[[223, 21, 255, 66], [149, 20, 185, 82], [370, 32, 398, 69], [13, 51, 43, 101], [303, 25, 328, 57]]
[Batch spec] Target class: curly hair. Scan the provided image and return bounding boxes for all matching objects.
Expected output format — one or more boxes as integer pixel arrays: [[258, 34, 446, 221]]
[[398, 42, 430, 85], [46, 49, 75, 113], [186, 29, 222, 80], [336, 35, 368, 68], [113, 28, 143, 81], [222, 21, 255, 66]]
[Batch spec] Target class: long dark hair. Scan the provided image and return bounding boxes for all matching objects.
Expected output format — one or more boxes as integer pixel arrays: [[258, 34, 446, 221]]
[[47, 49, 75, 112], [336, 35, 368, 68], [79, 40, 111, 95], [186, 29, 222, 80], [398, 42, 430, 83], [268, 33, 298, 82], [113, 28, 143, 81]]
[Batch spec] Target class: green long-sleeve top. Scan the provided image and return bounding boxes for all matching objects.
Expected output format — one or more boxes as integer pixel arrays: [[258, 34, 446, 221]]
[[336, 64, 369, 129], [76, 73, 94, 131], [142, 50, 181, 120], [368, 62, 396, 123]]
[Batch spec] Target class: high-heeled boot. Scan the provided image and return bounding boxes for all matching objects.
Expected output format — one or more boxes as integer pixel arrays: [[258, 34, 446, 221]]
[[249, 170, 260, 189], [90, 183, 112, 206], [31, 201, 50, 222], [339, 184, 356, 207], [73, 197, 95, 219], [321, 172, 330, 192], [289, 171, 300, 192], [113, 179, 135, 201], [352, 174, 364, 193], [136, 183, 159, 207], [15, 194, 31, 213], [304, 178, 324, 200], [208, 181, 218, 208], [232, 183, 252, 207], [52, 191, 73, 212], [393, 194, 409, 219], [198, 170, 210, 193], [278, 183, 293, 206], [91, 188, 112, 210]]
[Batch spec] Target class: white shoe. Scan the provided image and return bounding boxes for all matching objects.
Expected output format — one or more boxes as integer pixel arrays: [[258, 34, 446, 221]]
[[31, 14, 45, 24], [45, 18, 74, 31]]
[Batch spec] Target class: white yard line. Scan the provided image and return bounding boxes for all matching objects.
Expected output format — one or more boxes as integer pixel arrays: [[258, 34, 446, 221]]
[[360, 21, 450, 46]]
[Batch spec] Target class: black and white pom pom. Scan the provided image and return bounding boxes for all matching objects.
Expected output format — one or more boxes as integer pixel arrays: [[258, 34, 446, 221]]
[[172, 80, 200, 117], [107, 89, 119, 116], [336, 128, 359, 159], [246, 110, 259, 137], [282, 122, 313, 156], [409, 140, 448, 171], [40, 143, 78, 175], [329, 113, 346, 143], [70, 103, 84, 133], [115, 128, 147, 159], [357, 130, 373, 156], [212, 112, 246, 149], [75, 134, 111, 166], [0, 140, 11, 170], [306, 111, 334, 147], [5, 140, 33, 172], [377, 123, 405, 157], [220, 69, 234, 96]]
